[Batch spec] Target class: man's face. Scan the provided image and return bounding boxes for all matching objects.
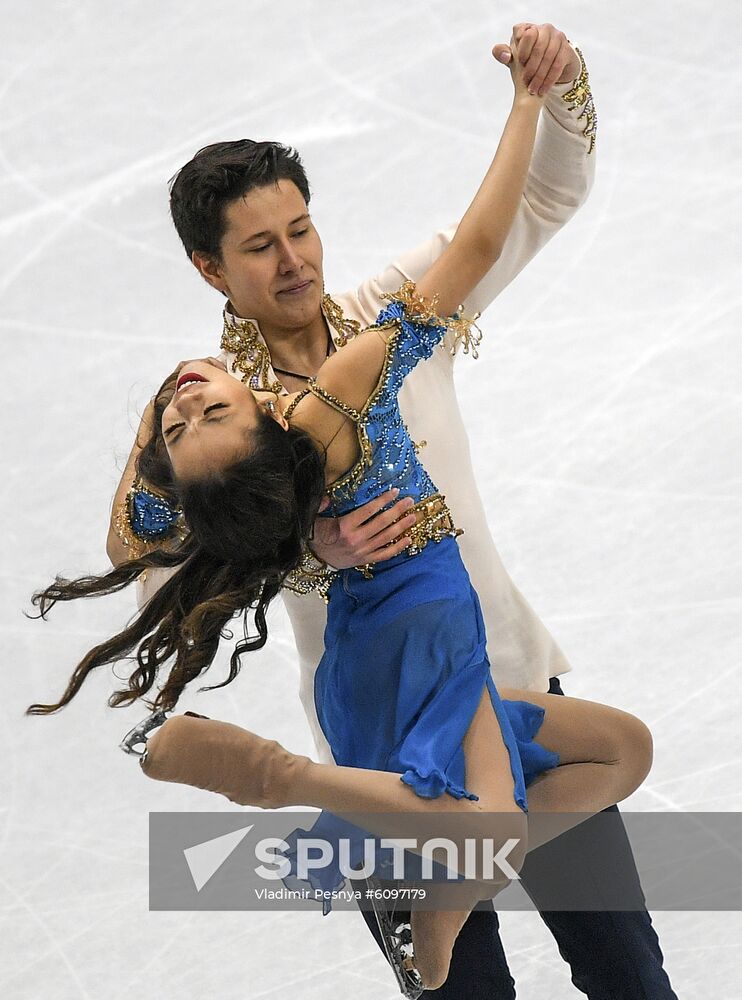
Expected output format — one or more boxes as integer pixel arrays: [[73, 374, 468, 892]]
[[196, 179, 324, 329]]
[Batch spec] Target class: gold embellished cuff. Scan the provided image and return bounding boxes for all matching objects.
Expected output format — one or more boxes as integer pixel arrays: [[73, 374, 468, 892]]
[[560, 47, 597, 154], [397, 493, 463, 555], [381, 280, 483, 359], [112, 501, 145, 559], [283, 546, 339, 603]]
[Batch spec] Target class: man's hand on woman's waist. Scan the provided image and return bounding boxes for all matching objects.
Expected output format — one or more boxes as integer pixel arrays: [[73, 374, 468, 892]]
[[311, 489, 418, 570]]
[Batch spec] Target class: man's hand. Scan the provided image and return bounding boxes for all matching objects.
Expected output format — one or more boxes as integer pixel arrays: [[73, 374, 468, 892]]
[[310, 489, 418, 569], [493, 23, 580, 97]]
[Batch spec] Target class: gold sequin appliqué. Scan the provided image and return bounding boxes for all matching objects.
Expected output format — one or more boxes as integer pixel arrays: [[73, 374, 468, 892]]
[[388, 492, 463, 557], [220, 315, 284, 394], [382, 280, 483, 359], [561, 47, 597, 155], [283, 547, 338, 603], [322, 293, 363, 347]]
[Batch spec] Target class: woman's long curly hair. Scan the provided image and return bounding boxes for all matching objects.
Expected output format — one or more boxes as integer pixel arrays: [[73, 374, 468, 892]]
[[26, 372, 326, 716]]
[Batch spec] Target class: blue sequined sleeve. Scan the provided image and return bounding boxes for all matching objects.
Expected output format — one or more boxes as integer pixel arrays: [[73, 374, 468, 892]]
[[112, 478, 184, 559], [372, 290, 449, 400], [369, 281, 480, 402], [130, 486, 181, 539]]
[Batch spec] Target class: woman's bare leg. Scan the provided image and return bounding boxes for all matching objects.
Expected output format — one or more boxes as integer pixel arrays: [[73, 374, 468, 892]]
[[408, 686, 653, 988], [498, 687, 654, 849], [286, 685, 653, 864], [289, 688, 653, 989]]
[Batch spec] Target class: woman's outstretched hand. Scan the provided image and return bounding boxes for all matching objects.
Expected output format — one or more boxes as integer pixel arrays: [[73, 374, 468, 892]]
[[504, 32, 543, 103], [493, 22, 580, 97]]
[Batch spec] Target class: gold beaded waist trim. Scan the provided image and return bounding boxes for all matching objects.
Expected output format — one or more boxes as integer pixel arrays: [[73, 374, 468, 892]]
[[355, 492, 463, 578]]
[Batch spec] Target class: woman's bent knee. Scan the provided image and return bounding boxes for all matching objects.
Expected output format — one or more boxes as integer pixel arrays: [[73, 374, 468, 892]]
[[626, 713, 653, 787], [611, 709, 653, 799]]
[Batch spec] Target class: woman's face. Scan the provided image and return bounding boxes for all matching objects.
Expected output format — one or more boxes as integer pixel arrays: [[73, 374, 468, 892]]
[[160, 357, 286, 482]]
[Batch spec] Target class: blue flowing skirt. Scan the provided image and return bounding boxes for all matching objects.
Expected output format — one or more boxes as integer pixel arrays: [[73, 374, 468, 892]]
[[283, 536, 559, 910]]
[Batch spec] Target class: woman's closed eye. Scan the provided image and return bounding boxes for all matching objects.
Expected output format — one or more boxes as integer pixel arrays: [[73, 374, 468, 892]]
[[165, 402, 229, 441]]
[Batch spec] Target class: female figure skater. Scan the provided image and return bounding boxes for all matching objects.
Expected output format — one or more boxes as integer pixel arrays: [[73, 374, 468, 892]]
[[27, 37, 652, 993]]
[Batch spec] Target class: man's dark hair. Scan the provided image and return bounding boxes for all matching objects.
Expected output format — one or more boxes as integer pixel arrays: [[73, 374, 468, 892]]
[[169, 140, 311, 261]]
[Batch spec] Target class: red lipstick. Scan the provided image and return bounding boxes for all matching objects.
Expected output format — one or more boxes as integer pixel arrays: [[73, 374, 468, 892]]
[[176, 371, 209, 392]]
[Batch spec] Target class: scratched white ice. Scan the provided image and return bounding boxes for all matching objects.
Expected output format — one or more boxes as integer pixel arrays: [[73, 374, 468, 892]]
[[2, 1, 740, 998]]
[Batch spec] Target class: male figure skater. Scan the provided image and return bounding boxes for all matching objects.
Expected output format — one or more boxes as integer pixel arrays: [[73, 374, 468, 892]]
[[110, 23, 676, 999]]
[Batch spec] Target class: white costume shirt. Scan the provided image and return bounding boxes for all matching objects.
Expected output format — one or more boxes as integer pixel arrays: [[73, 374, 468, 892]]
[[138, 54, 597, 764]]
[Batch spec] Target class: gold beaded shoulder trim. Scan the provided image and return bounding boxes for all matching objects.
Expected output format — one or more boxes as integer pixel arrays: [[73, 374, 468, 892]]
[[381, 280, 483, 359], [323, 320, 403, 503], [561, 47, 597, 155], [306, 378, 362, 424], [283, 388, 311, 421]]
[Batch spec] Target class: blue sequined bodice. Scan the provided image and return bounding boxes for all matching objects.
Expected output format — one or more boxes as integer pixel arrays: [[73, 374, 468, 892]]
[[317, 297, 447, 518]]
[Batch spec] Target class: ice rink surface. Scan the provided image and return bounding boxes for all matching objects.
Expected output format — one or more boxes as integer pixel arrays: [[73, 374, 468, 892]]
[[3, 0, 741, 996]]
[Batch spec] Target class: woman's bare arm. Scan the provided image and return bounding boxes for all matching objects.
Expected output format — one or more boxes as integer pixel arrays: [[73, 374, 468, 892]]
[[300, 33, 545, 434], [415, 40, 544, 316]]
